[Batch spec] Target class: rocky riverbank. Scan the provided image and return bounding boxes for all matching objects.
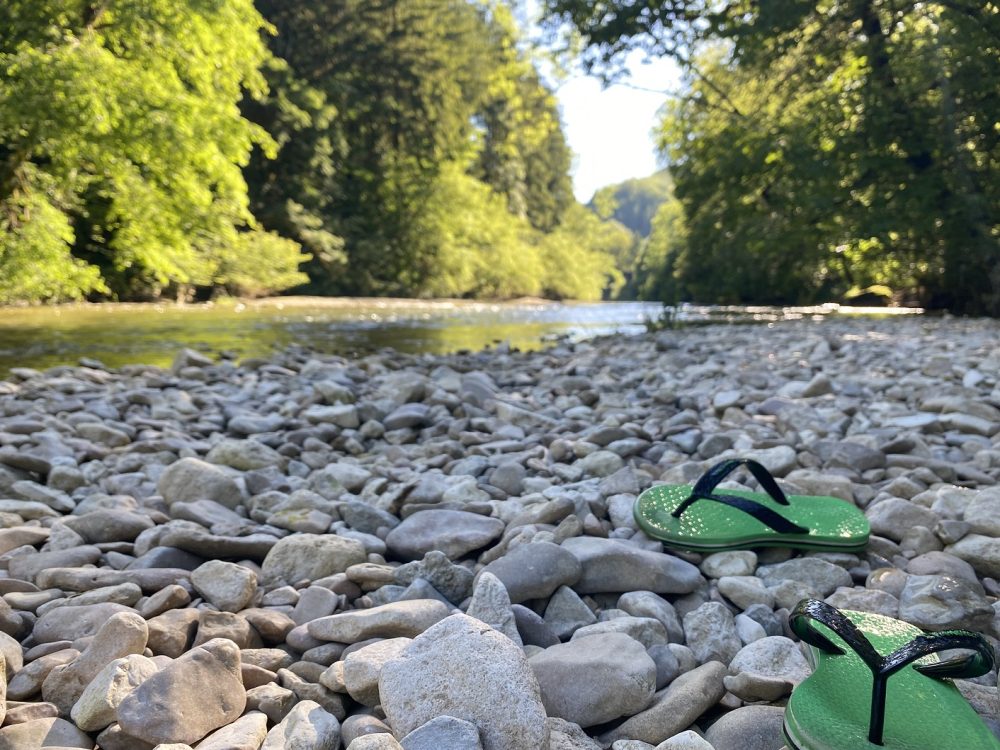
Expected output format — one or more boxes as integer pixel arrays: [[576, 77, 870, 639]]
[[0, 315, 998, 749]]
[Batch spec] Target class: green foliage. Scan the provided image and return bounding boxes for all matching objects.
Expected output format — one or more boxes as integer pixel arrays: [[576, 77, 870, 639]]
[[545, 0, 1000, 314], [212, 230, 310, 298], [418, 165, 618, 301], [590, 170, 674, 236], [537, 204, 627, 299], [0, 169, 107, 303], [0, 0, 307, 303], [635, 193, 687, 302], [248, 0, 599, 300], [473, 2, 574, 232]]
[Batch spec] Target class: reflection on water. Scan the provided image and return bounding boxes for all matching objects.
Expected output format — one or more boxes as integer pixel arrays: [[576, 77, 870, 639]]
[[0, 298, 922, 376]]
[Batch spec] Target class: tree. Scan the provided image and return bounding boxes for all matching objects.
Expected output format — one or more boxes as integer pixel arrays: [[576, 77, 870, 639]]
[[0, 0, 308, 303], [544, 0, 1000, 313], [473, 2, 574, 232], [250, 0, 587, 299]]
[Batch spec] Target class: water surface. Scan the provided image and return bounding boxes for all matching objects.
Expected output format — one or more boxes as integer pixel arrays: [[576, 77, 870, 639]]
[[0, 298, 921, 376]]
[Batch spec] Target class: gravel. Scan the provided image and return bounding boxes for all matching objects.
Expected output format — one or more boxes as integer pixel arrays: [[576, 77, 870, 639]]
[[0, 316, 998, 748]]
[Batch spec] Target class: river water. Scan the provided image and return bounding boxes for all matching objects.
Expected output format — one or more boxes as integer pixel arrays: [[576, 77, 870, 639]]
[[0, 297, 920, 375]]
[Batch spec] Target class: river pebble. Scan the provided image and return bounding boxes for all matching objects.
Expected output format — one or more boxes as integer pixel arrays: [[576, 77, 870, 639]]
[[0, 316, 999, 746]]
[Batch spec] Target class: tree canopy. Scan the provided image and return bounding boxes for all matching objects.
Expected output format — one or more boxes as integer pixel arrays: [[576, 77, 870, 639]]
[[246, 0, 605, 300], [546, 0, 1000, 314], [1, 0, 626, 304], [0, 0, 308, 303]]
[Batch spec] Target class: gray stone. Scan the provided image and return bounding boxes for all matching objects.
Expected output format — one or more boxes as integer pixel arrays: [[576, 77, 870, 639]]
[[478, 541, 581, 604], [309, 599, 453, 643], [742, 446, 797, 476], [71, 654, 159, 732], [157, 458, 243, 509], [571, 616, 668, 649], [617, 591, 684, 643], [735, 613, 768, 645], [116, 639, 247, 745], [262, 533, 367, 586], [575, 450, 625, 477], [313, 463, 372, 494], [906, 551, 981, 589], [0, 717, 93, 749], [190, 560, 258, 613], [947, 535, 1000, 579], [700, 551, 757, 579], [757, 558, 852, 597], [379, 613, 549, 750], [655, 730, 715, 750], [546, 717, 603, 750], [349, 735, 405, 749], [261, 699, 340, 750], [561, 537, 703, 594], [42, 610, 149, 716], [62, 510, 154, 543], [598, 661, 727, 746], [195, 711, 269, 750], [704, 705, 786, 750], [466, 572, 521, 645], [544, 585, 598, 639], [291, 586, 340, 626], [512, 604, 560, 648], [898, 574, 994, 631], [7, 649, 79, 701], [207, 438, 285, 470], [383, 403, 432, 431], [9, 545, 103, 584], [529, 632, 656, 727], [717, 576, 774, 610], [385, 510, 504, 562], [825, 588, 900, 618], [393, 551, 475, 604], [682, 602, 742, 665], [867, 498, 940, 542], [400, 715, 483, 750], [729, 636, 811, 684], [963, 489, 1000, 537], [723, 671, 793, 702], [340, 715, 392, 748], [341, 638, 411, 707]]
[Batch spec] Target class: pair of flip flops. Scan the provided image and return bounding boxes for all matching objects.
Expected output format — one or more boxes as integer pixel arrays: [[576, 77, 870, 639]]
[[634, 460, 999, 748]]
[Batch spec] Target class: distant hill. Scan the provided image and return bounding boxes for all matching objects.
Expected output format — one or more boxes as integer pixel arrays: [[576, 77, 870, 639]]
[[589, 170, 674, 238]]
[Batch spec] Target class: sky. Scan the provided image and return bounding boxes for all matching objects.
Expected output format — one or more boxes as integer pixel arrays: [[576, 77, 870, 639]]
[[553, 52, 682, 203]]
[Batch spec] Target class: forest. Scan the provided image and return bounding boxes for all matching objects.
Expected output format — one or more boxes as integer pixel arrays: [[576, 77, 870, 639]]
[[1, 0, 998, 314]]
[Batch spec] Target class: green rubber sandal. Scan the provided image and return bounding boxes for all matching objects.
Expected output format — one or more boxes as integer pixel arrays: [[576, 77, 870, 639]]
[[633, 458, 869, 552], [784, 599, 1000, 750]]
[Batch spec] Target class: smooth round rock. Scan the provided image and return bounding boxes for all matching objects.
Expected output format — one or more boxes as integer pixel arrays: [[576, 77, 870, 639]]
[[379, 613, 548, 750], [116, 639, 247, 745], [477, 542, 581, 604], [261, 533, 367, 587], [529, 632, 656, 727], [385, 510, 504, 562]]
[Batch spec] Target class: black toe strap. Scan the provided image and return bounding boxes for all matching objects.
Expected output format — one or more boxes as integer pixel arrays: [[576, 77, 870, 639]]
[[790, 598, 996, 745], [670, 458, 807, 535]]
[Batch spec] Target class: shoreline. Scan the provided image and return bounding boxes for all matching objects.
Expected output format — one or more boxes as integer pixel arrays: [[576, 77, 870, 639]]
[[0, 315, 998, 747]]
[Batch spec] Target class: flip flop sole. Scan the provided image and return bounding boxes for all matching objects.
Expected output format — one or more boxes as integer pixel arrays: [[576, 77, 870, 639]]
[[633, 483, 869, 552], [783, 609, 1000, 750]]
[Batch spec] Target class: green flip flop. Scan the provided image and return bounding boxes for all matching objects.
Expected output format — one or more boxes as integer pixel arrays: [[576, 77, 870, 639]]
[[633, 458, 870, 552], [784, 598, 1000, 750]]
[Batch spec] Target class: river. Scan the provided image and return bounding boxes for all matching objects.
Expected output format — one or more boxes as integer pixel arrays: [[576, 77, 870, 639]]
[[0, 297, 921, 376]]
